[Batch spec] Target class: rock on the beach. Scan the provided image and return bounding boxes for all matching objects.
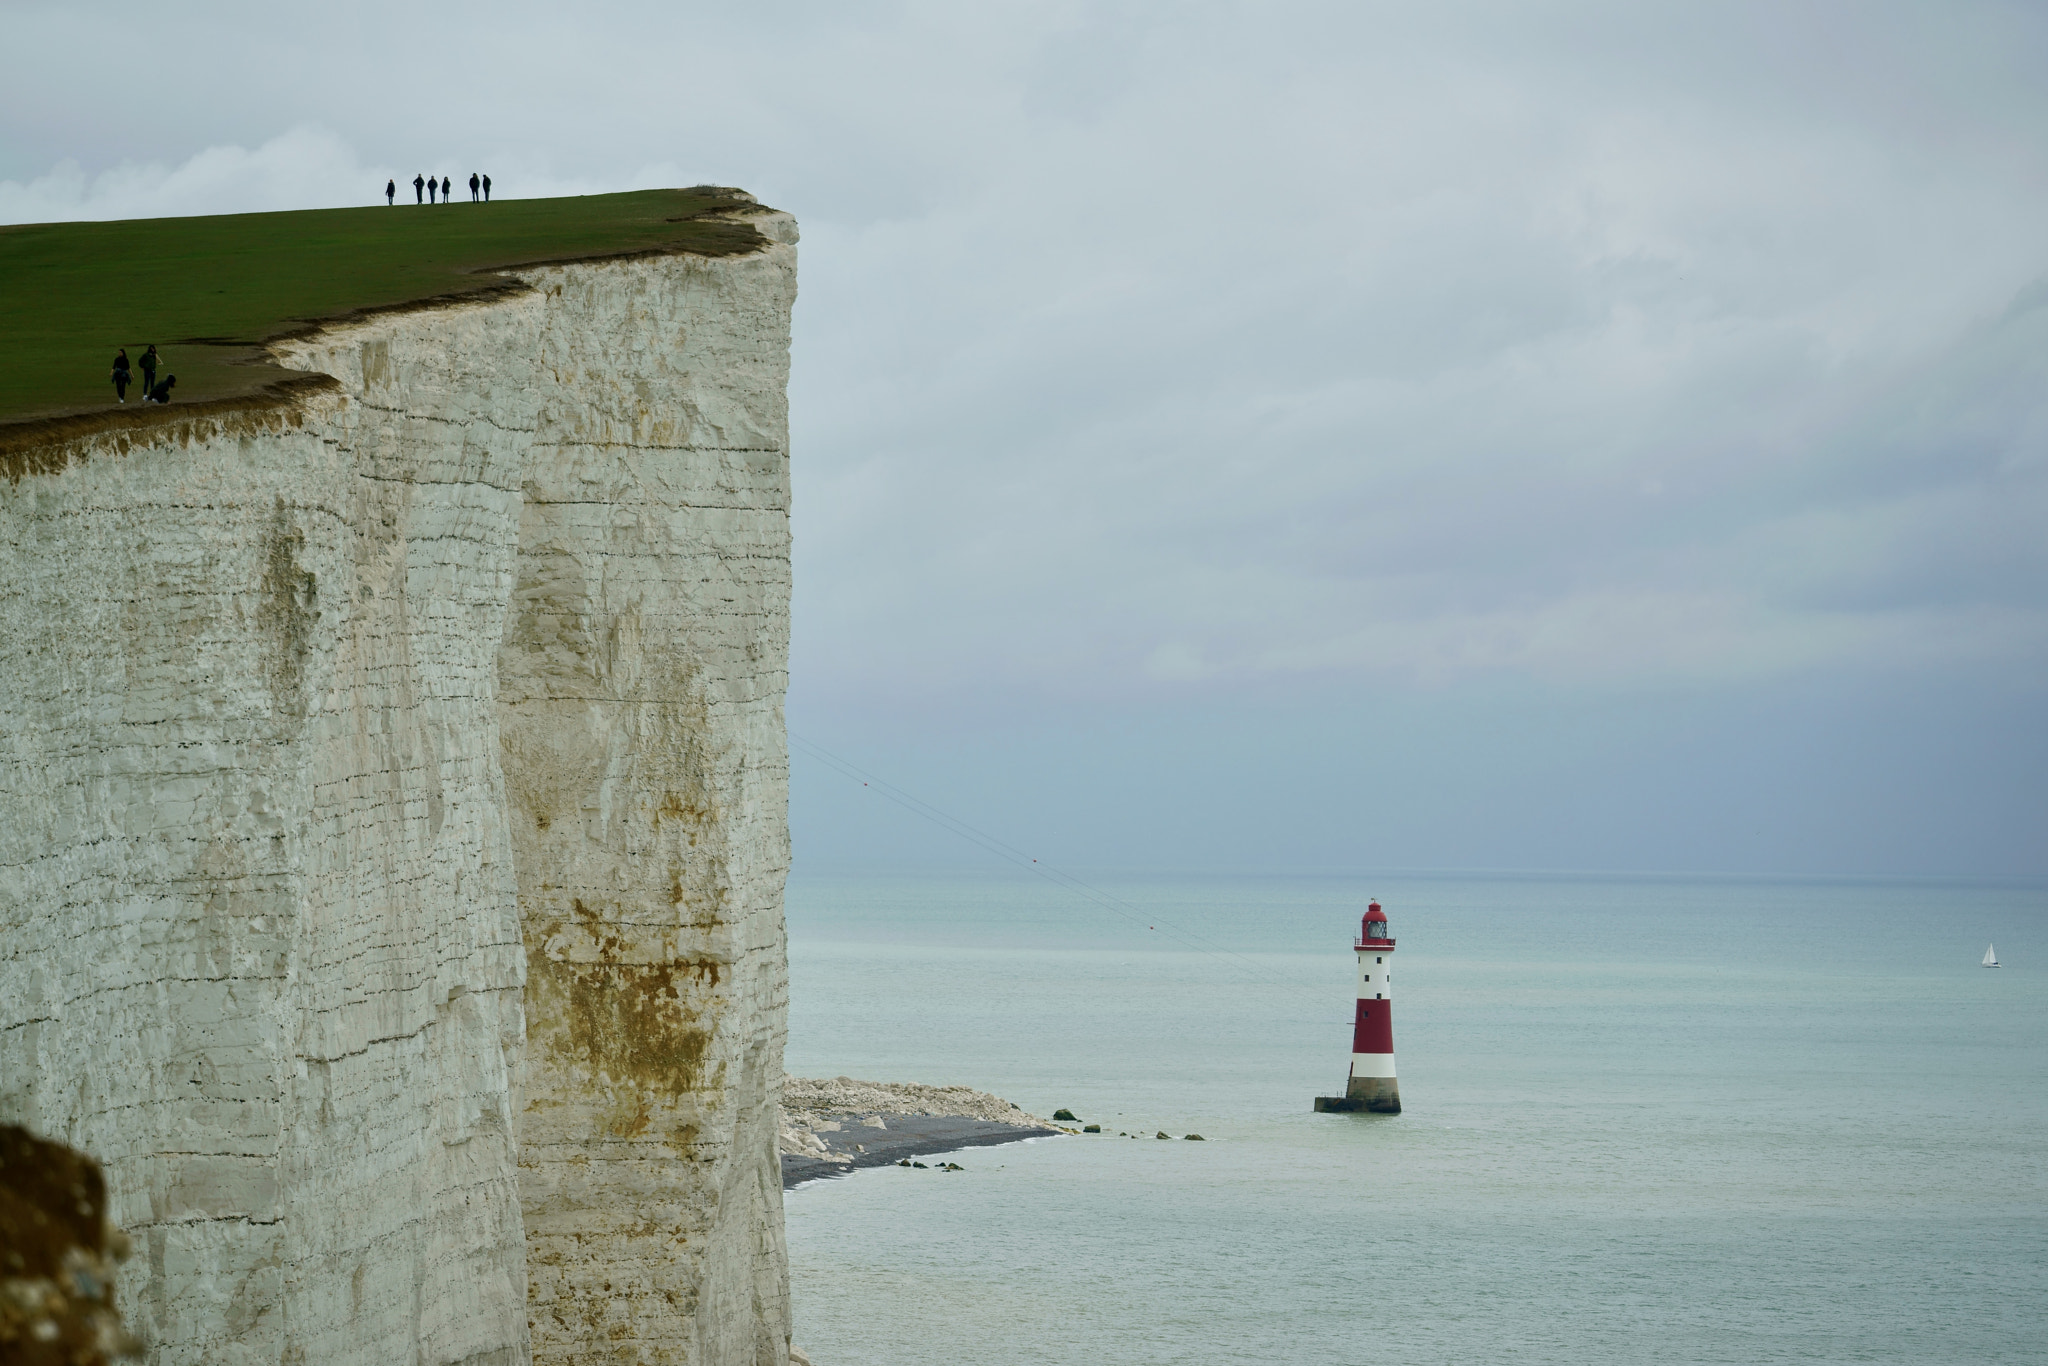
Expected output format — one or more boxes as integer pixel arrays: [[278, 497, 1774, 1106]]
[[776, 1121, 849, 1164], [1053, 1108, 1079, 1122], [783, 1076, 1051, 1126], [1156, 1131, 1171, 1139], [1185, 1134, 1205, 1141], [1083, 1125, 1101, 1133], [778, 1076, 1056, 1189]]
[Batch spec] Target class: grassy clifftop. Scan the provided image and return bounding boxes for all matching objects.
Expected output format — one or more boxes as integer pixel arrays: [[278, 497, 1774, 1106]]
[[0, 187, 777, 433]]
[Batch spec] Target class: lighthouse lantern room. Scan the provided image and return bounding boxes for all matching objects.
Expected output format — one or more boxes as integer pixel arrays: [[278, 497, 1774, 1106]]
[[1314, 901, 1402, 1114]]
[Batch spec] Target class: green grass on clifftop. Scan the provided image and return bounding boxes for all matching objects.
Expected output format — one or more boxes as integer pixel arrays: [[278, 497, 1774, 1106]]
[[0, 188, 774, 430]]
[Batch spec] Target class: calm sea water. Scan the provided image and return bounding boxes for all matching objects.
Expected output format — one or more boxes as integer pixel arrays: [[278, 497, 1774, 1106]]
[[782, 871, 2048, 1364]]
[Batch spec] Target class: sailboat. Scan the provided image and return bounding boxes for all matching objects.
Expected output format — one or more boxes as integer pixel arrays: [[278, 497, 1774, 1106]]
[[1983, 944, 2000, 968]]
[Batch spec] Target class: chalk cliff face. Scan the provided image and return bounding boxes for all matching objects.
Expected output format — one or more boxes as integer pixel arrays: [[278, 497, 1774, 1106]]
[[0, 210, 796, 1366]]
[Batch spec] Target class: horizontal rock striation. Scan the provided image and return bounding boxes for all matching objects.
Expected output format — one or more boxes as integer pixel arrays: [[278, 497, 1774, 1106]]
[[0, 204, 796, 1366]]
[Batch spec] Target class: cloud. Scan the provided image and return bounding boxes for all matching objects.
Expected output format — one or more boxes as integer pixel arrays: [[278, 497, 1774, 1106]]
[[0, 127, 377, 224], [4, 1, 2044, 871], [7, 3, 2046, 707], [0, 126, 694, 227], [779, 5, 2048, 705]]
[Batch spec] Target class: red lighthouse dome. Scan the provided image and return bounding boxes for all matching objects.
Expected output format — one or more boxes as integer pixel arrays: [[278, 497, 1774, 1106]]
[[1361, 902, 1390, 942]]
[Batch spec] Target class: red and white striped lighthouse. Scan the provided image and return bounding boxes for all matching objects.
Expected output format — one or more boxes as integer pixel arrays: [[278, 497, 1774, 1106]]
[[1314, 901, 1401, 1113]]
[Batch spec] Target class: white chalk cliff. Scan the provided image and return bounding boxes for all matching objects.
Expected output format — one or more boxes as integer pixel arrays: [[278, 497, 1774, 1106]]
[[0, 204, 797, 1366]]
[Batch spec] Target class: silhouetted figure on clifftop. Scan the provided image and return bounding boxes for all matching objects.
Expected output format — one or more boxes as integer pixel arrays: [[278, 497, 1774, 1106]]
[[482, 174, 492, 202], [427, 175, 437, 204], [386, 178, 396, 205], [441, 175, 452, 203], [413, 173, 425, 204], [469, 172, 479, 202], [111, 348, 130, 403], [138, 345, 158, 396], [146, 375, 176, 404]]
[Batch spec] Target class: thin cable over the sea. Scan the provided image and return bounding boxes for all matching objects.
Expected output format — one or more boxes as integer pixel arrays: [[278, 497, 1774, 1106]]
[[789, 730, 1349, 1017]]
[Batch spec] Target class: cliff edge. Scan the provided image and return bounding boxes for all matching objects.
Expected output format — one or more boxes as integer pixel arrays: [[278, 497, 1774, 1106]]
[[0, 197, 797, 1366]]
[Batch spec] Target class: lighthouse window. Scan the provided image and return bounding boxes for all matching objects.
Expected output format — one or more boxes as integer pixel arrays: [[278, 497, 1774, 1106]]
[[1375, 957, 1383, 964]]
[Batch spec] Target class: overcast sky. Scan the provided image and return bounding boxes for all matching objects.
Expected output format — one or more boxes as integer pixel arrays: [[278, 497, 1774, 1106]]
[[6, 1, 2044, 877]]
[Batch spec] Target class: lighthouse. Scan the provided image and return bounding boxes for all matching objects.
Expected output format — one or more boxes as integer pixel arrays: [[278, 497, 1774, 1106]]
[[1314, 901, 1400, 1113]]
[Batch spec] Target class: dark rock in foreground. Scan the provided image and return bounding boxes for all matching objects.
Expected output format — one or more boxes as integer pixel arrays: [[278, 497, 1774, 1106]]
[[0, 1126, 141, 1365]]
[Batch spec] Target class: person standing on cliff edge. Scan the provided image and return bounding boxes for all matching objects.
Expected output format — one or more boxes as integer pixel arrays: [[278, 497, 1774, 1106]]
[[385, 178, 396, 206], [441, 175, 452, 203], [427, 175, 437, 204], [138, 345, 158, 398], [469, 172, 479, 202], [110, 348, 130, 403], [481, 173, 491, 202], [413, 172, 425, 204]]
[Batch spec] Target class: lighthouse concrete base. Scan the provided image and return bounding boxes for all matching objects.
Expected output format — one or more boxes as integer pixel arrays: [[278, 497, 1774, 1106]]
[[1314, 1077, 1401, 1114]]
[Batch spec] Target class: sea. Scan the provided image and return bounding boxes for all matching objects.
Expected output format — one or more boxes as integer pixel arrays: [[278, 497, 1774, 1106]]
[[781, 870, 2048, 1365]]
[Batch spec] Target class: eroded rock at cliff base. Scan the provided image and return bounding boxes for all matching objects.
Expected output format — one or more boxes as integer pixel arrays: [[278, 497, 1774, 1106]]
[[778, 1078, 1058, 1188]]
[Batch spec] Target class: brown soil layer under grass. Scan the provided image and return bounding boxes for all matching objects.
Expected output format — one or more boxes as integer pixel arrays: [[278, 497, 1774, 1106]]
[[0, 186, 777, 452]]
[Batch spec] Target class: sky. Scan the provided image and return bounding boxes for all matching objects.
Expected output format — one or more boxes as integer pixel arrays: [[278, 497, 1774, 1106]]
[[5, 1, 2044, 878]]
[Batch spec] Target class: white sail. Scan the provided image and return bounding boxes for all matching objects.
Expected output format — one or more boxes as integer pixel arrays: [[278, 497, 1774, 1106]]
[[1983, 944, 1999, 967]]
